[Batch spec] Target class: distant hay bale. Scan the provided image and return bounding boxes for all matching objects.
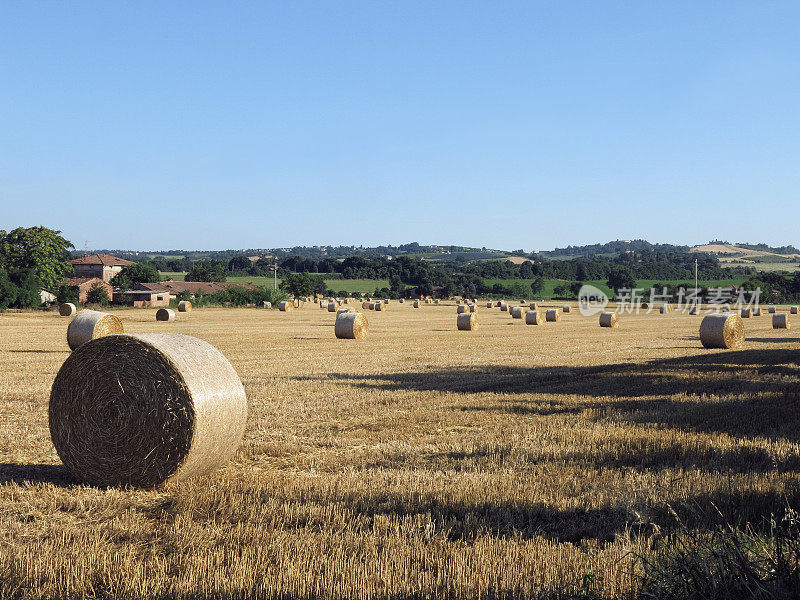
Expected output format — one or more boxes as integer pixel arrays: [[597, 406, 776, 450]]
[[773, 313, 790, 329], [293, 299, 300, 308], [741, 308, 751, 318], [510, 306, 524, 319], [399, 299, 405, 303], [320, 300, 326, 308], [336, 307, 353, 315], [374, 301, 386, 311], [545, 309, 560, 322], [722, 305, 731, 312], [262, 301, 272, 309], [599, 312, 618, 328], [66, 310, 124, 351], [177, 300, 192, 313], [362, 302, 370, 309], [468, 304, 476, 313], [413, 300, 420, 308], [525, 310, 542, 325], [753, 307, 761, 316], [688, 304, 699, 315], [495, 301, 502, 307], [457, 305, 469, 314], [335, 311, 368, 339], [486, 301, 493, 309], [156, 308, 175, 322], [700, 313, 745, 349], [659, 305, 670, 314], [792, 306, 799, 315], [457, 312, 477, 331], [59, 303, 77, 317], [49, 333, 247, 487], [368, 302, 377, 310], [562, 305, 571, 313], [383, 299, 389, 304], [278, 301, 292, 311], [434, 299, 440, 304], [500, 301, 508, 312], [529, 302, 538, 310], [327, 302, 337, 312], [769, 306, 776, 314]]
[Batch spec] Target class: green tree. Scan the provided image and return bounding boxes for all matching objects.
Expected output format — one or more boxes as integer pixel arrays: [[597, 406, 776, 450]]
[[280, 272, 316, 298], [228, 255, 252, 272], [86, 282, 110, 306], [185, 260, 227, 282], [0, 226, 74, 291], [0, 268, 17, 310], [530, 276, 545, 296], [607, 268, 637, 296], [8, 269, 42, 308], [115, 262, 160, 290]]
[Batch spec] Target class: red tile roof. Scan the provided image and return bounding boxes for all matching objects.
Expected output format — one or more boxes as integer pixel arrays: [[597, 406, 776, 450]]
[[63, 277, 107, 287], [133, 281, 258, 294], [70, 253, 136, 266]]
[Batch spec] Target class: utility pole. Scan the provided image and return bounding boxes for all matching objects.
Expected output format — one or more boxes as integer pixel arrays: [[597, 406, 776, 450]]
[[274, 257, 277, 291], [695, 258, 698, 302]]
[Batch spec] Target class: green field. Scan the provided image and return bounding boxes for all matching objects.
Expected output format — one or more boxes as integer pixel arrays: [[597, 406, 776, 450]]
[[159, 272, 389, 294], [722, 260, 800, 273]]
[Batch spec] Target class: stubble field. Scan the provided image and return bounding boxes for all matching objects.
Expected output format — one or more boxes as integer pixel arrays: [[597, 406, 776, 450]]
[[1, 302, 799, 598]]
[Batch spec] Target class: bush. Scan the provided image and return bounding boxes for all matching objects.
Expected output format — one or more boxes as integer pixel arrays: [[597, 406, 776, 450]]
[[86, 282, 110, 306]]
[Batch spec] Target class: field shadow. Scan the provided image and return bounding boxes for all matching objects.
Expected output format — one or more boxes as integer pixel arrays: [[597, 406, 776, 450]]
[[748, 337, 799, 344], [0, 463, 75, 487], [8, 349, 69, 354]]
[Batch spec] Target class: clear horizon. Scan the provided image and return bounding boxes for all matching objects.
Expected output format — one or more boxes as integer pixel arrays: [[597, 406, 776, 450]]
[[2, 2, 799, 251]]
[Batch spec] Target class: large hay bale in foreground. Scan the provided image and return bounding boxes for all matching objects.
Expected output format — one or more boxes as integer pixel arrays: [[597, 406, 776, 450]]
[[545, 309, 560, 322], [510, 306, 524, 319], [457, 312, 477, 331], [156, 308, 175, 322], [700, 313, 745, 349], [773, 313, 790, 329], [525, 310, 542, 325], [177, 301, 192, 313], [278, 301, 292, 311], [599, 312, 618, 328], [335, 311, 368, 339], [66, 310, 124, 351], [49, 333, 248, 487], [457, 305, 469, 314], [59, 303, 77, 317]]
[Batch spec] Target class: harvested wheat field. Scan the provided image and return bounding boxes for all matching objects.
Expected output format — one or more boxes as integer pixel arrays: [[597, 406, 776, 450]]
[[1, 304, 800, 599]]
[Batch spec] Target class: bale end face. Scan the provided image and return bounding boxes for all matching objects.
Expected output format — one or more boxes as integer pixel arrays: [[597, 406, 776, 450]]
[[457, 312, 477, 330], [59, 303, 77, 317], [773, 314, 790, 329], [545, 309, 560, 322], [335, 312, 368, 339], [177, 301, 192, 313], [66, 310, 124, 351], [510, 306, 524, 319], [525, 310, 542, 325], [156, 308, 175, 322], [700, 313, 745, 349], [457, 305, 469, 314], [599, 312, 618, 328]]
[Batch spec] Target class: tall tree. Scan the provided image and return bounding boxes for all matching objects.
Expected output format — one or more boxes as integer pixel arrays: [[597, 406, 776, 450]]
[[0, 226, 74, 291]]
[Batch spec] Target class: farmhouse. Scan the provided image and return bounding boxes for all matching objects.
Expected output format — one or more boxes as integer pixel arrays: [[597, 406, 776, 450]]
[[70, 253, 135, 282], [62, 277, 114, 303], [132, 280, 258, 300], [117, 289, 171, 308]]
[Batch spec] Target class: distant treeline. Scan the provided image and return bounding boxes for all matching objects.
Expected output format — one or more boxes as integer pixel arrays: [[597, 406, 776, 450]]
[[543, 239, 690, 257]]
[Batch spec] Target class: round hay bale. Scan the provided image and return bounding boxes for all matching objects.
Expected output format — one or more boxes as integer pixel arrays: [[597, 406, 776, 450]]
[[500, 301, 508, 312], [525, 310, 542, 325], [773, 313, 790, 329], [486, 301, 493, 309], [374, 302, 385, 311], [383, 299, 389, 305], [362, 301, 370, 309], [66, 310, 124, 351], [49, 333, 247, 488], [700, 313, 745, 349], [262, 301, 272, 309], [177, 300, 192, 313], [327, 302, 337, 312], [659, 304, 670, 314], [562, 305, 571, 313], [792, 306, 799, 315], [368, 302, 377, 310], [59, 303, 77, 317], [320, 301, 326, 308], [529, 302, 538, 310], [741, 308, 751, 318], [335, 311, 368, 339], [457, 305, 470, 314], [399, 299, 405, 303], [337, 307, 353, 315], [156, 308, 175, 322], [434, 299, 440, 304], [753, 307, 761, 316], [545, 309, 560, 322], [457, 312, 477, 331], [599, 312, 618, 328], [413, 300, 420, 308], [278, 301, 292, 311], [468, 303, 476, 313], [688, 304, 699, 315], [769, 306, 776, 314], [510, 306, 524, 319]]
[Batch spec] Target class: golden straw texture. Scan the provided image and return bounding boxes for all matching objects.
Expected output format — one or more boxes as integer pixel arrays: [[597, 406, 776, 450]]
[[545, 309, 560, 322], [525, 310, 542, 325], [59, 303, 76, 317], [66, 310, 124, 351], [599, 312, 618, 328], [699, 314, 745, 349], [334, 312, 368, 339], [773, 313, 790, 329], [456, 312, 477, 330], [156, 308, 175, 322]]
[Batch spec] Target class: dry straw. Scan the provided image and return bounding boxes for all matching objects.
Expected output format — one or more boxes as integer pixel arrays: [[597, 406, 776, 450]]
[[599, 312, 618, 328], [529, 302, 538, 310], [545, 309, 560, 322], [699, 313, 745, 349], [486, 301, 493, 309], [334, 311, 368, 339], [792, 307, 799, 315], [49, 333, 248, 488], [59, 303, 76, 317], [741, 308, 751, 318], [773, 313, 790, 329], [278, 301, 292, 311], [769, 306, 776, 313], [659, 304, 670, 314], [525, 310, 542, 325], [177, 300, 192, 313], [327, 302, 337, 312], [562, 305, 571, 313], [468, 303, 476, 313], [457, 305, 469, 314], [374, 302, 385, 311], [510, 306, 524, 319], [500, 301, 508, 312], [156, 308, 175, 322], [457, 312, 477, 330], [66, 310, 124, 351], [413, 300, 420, 308]]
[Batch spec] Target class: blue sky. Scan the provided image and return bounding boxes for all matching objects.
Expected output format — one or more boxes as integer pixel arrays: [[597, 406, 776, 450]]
[[1, 2, 798, 251]]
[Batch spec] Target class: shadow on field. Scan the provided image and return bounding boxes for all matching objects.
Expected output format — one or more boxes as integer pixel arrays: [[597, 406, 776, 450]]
[[8, 349, 69, 354], [323, 349, 800, 443], [0, 463, 74, 486]]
